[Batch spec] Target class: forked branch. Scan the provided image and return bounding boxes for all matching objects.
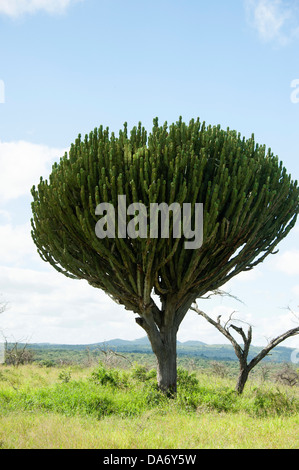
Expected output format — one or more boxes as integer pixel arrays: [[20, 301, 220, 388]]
[[191, 302, 299, 393]]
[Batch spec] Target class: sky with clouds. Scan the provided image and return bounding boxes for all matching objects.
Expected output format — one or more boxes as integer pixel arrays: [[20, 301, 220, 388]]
[[0, 0, 298, 349]]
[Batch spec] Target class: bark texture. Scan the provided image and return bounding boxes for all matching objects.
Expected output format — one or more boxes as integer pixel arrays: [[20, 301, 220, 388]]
[[135, 299, 186, 393]]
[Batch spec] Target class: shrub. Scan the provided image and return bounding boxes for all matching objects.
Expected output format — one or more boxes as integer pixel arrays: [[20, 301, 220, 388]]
[[90, 362, 128, 388], [177, 367, 199, 392], [199, 388, 239, 413], [274, 364, 299, 387], [131, 363, 156, 382], [58, 369, 72, 383], [175, 368, 201, 411], [252, 388, 299, 417], [210, 361, 229, 379], [38, 359, 56, 368], [142, 381, 168, 407]]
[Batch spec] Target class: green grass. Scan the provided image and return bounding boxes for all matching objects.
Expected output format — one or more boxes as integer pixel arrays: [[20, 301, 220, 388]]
[[0, 363, 298, 449], [1, 411, 298, 449]]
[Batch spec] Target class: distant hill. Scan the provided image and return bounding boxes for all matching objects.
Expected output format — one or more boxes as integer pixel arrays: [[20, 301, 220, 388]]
[[179, 340, 206, 347], [96, 337, 206, 347], [20, 336, 296, 363]]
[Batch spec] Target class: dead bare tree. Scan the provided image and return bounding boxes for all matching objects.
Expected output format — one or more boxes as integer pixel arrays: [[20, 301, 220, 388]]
[[98, 344, 133, 368], [2, 333, 34, 367], [274, 363, 298, 387], [191, 302, 299, 394], [4, 340, 35, 367]]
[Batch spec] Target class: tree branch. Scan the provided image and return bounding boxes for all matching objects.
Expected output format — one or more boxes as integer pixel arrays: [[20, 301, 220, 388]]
[[197, 289, 244, 305], [191, 302, 244, 360], [248, 326, 299, 371]]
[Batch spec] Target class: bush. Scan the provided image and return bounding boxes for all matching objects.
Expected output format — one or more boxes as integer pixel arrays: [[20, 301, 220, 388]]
[[252, 388, 299, 417], [1, 364, 299, 421], [131, 363, 156, 382], [210, 361, 229, 379], [175, 368, 201, 411], [142, 381, 168, 407], [36, 382, 117, 418], [58, 369, 72, 383], [198, 388, 239, 413], [90, 362, 129, 388], [177, 385, 239, 413], [38, 359, 56, 368], [274, 364, 299, 387], [177, 367, 199, 392]]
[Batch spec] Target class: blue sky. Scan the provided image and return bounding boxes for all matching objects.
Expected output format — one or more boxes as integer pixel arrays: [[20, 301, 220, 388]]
[[0, 0, 298, 351]]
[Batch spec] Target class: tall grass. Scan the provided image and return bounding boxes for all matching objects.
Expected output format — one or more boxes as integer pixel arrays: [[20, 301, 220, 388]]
[[0, 362, 298, 448], [1, 411, 298, 449]]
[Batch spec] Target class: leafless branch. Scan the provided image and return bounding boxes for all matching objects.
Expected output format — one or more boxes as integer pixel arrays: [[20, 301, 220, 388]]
[[197, 289, 245, 304], [191, 300, 299, 394], [285, 305, 299, 324], [0, 298, 8, 314], [98, 345, 133, 367]]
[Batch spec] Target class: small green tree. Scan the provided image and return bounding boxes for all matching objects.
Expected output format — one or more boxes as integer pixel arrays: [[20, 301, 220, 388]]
[[30, 117, 299, 393]]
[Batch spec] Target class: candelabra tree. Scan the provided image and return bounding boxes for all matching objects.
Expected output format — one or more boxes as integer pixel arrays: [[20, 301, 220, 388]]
[[31, 117, 299, 393]]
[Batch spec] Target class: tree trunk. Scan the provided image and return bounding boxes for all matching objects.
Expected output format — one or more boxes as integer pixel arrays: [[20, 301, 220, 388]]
[[236, 365, 250, 394], [135, 300, 185, 395], [154, 328, 177, 395], [138, 318, 178, 395]]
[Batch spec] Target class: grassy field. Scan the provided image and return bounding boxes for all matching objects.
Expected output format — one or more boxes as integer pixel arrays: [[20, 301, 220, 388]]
[[0, 362, 298, 449]]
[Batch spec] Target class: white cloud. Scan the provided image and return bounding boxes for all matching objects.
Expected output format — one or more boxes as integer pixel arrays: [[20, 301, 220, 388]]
[[179, 300, 253, 344], [0, 265, 142, 344], [274, 250, 299, 275], [0, 138, 144, 344], [0, 209, 11, 223], [0, 222, 35, 265], [245, 0, 299, 45], [292, 284, 299, 296], [0, 140, 66, 204], [256, 309, 299, 347], [182, 301, 299, 348], [231, 267, 262, 283], [0, 0, 82, 18]]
